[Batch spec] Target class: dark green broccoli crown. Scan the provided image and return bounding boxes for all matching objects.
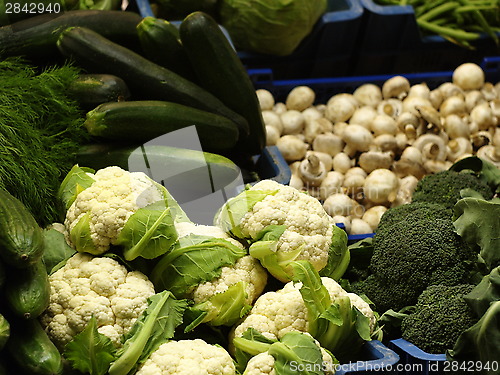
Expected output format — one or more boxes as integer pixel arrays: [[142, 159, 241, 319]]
[[376, 202, 451, 232], [401, 284, 478, 354], [411, 170, 494, 210], [361, 217, 477, 313]]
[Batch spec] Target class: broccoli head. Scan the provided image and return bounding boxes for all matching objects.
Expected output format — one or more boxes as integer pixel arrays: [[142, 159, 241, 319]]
[[401, 284, 478, 354], [376, 201, 451, 232], [353, 216, 477, 313], [411, 170, 494, 211]]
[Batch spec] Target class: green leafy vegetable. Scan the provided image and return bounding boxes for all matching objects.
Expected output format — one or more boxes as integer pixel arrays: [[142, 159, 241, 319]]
[[69, 212, 97, 255], [319, 225, 350, 280], [185, 281, 252, 331], [42, 226, 77, 274], [0, 314, 9, 351], [0, 58, 88, 226], [290, 260, 371, 362], [219, 0, 328, 56], [116, 204, 178, 261], [453, 197, 500, 272], [150, 236, 247, 296], [233, 328, 331, 375], [58, 165, 96, 211], [108, 291, 188, 375], [64, 316, 117, 375], [249, 224, 301, 281]]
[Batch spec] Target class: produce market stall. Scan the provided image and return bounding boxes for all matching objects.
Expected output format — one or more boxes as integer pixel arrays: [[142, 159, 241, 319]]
[[0, 2, 499, 375]]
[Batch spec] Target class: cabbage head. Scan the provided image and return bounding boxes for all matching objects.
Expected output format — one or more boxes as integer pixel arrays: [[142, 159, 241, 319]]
[[219, 0, 327, 56]]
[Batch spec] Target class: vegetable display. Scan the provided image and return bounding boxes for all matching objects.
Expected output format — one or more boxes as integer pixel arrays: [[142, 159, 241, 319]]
[[262, 62, 500, 235], [0, 6, 499, 374]]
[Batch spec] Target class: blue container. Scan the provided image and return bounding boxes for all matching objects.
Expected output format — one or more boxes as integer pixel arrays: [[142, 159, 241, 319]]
[[354, 0, 500, 75], [250, 56, 500, 104], [388, 339, 447, 375], [335, 340, 400, 375]]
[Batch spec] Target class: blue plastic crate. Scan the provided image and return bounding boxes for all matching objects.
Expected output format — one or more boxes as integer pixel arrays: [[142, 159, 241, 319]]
[[388, 339, 447, 375], [335, 340, 400, 375], [354, 0, 500, 75], [250, 56, 500, 104]]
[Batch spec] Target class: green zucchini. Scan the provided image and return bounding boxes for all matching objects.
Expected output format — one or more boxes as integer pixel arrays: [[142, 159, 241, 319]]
[[67, 74, 131, 110], [179, 11, 266, 156], [57, 26, 250, 138], [137, 17, 197, 81], [6, 318, 63, 375], [4, 259, 50, 319], [0, 10, 142, 60], [76, 143, 242, 198], [84, 100, 239, 152], [0, 189, 44, 268]]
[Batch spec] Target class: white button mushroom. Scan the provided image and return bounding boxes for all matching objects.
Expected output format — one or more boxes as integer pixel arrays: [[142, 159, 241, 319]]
[[256, 89, 275, 111], [452, 62, 485, 91], [341, 124, 374, 155], [350, 106, 378, 130], [362, 206, 388, 231], [318, 171, 344, 201], [358, 151, 393, 173], [262, 110, 284, 134], [276, 135, 308, 162], [363, 169, 399, 204], [324, 93, 358, 123], [349, 218, 373, 235], [323, 193, 363, 218], [286, 86, 316, 111], [382, 75, 411, 100], [353, 83, 383, 107], [447, 137, 473, 162], [280, 110, 305, 135], [332, 152, 353, 174], [312, 132, 345, 156], [265, 125, 280, 146]]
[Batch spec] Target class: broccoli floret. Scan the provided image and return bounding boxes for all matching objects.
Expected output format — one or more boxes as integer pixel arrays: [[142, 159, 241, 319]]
[[401, 284, 478, 354], [411, 170, 494, 211], [352, 216, 477, 313], [376, 201, 451, 232]]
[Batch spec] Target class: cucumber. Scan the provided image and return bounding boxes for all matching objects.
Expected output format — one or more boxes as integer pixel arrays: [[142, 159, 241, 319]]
[[179, 12, 266, 156], [137, 17, 197, 81], [76, 143, 243, 199], [4, 259, 50, 319], [0, 189, 44, 268], [0, 313, 9, 351], [6, 318, 63, 375], [0, 10, 142, 60], [57, 26, 250, 138], [67, 74, 131, 110], [84, 100, 239, 152]]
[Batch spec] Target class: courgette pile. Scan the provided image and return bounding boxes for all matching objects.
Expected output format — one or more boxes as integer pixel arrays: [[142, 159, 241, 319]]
[[0, 10, 266, 158]]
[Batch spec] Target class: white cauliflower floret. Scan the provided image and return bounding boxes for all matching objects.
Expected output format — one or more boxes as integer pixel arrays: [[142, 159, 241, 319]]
[[135, 339, 236, 375], [65, 166, 164, 255], [190, 255, 267, 306], [239, 180, 334, 275], [232, 276, 376, 343], [40, 253, 155, 349], [245, 353, 276, 375]]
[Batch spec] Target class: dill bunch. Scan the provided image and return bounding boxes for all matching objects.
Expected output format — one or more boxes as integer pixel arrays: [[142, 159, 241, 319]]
[[0, 57, 88, 226]]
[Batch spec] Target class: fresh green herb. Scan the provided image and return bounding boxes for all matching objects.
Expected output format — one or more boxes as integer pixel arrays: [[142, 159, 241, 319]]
[[0, 57, 87, 226]]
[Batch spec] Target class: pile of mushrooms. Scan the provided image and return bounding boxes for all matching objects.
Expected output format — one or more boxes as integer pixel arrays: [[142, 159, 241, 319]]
[[258, 62, 500, 235]]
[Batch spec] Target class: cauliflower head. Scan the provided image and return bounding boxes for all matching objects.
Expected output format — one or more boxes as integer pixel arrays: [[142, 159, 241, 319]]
[[232, 276, 376, 342], [216, 180, 338, 281], [135, 339, 236, 375], [40, 253, 155, 349], [65, 166, 164, 255]]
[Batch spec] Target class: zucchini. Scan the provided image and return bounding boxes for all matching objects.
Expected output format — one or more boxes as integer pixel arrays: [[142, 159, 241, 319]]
[[67, 74, 131, 110], [6, 318, 63, 375], [76, 143, 243, 202], [4, 259, 50, 319], [84, 100, 239, 152], [179, 12, 266, 156], [0, 189, 44, 268], [137, 17, 197, 81], [57, 26, 250, 138], [0, 10, 142, 60]]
